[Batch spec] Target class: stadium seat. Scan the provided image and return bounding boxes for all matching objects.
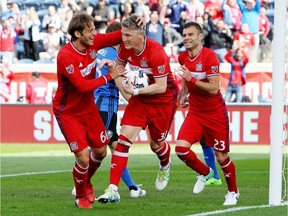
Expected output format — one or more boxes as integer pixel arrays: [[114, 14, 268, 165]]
[[35, 59, 53, 64], [43, 0, 61, 9]]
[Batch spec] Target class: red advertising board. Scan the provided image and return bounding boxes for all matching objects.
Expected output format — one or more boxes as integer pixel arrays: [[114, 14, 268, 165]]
[[0, 104, 274, 145]]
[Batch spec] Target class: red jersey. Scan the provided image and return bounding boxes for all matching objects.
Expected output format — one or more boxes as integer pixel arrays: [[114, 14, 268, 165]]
[[53, 31, 122, 115], [0, 28, 16, 52], [233, 31, 255, 50], [117, 37, 178, 105], [26, 78, 48, 104], [178, 47, 225, 113]]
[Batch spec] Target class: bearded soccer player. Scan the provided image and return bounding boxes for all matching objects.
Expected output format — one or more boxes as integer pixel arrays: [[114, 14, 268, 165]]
[[53, 13, 132, 209], [97, 14, 178, 203], [175, 22, 239, 205]]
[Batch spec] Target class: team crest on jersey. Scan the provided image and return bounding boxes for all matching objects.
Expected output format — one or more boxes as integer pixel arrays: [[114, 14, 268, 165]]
[[66, 64, 74, 74], [196, 63, 202, 71], [69, 142, 78, 151], [90, 50, 97, 59], [157, 65, 165, 74], [211, 66, 218, 73], [107, 130, 113, 139], [141, 59, 148, 67]]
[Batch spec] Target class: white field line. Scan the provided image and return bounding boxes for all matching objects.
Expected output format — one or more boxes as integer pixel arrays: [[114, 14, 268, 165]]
[[0, 170, 71, 178], [188, 204, 288, 216]]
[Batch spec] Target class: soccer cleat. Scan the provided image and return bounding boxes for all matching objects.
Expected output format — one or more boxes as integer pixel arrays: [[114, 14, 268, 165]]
[[130, 186, 147, 198], [75, 197, 92, 209], [223, 190, 240, 205], [98, 187, 120, 204], [205, 177, 222, 186], [86, 183, 95, 204], [193, 168, 214, 194], [155, 162, 171, 190]]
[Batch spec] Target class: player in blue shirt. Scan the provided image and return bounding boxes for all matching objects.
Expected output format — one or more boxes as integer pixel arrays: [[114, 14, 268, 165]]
[[94, 22, 146, 198]]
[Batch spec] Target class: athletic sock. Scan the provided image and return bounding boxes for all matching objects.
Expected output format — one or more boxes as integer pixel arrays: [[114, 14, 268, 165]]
[[175, 146, 210, 176], [220, 157, 238, 192], [73, 162, 88, 198], [201, 143, 220, 179], [121, 167, 138, 190], [110, 135, 132, 186], [87, 151, 102, 183], [151, 141, 171, 167]]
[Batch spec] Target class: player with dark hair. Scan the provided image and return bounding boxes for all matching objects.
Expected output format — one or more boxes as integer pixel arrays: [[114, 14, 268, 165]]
[[52, 12, 144, 209], [97, 14, 178, 203], [175, 22, 239, 205], [94, 21, 146, 198]]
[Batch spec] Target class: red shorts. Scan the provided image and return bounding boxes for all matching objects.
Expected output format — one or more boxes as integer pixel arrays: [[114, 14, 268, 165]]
[[177, 111, 230, 152], [121, 97, 177, 142], [54, 111, 110, 152]]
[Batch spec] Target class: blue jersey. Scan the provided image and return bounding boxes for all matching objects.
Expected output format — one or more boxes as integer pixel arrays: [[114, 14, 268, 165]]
[[94, 47, 119, 114]]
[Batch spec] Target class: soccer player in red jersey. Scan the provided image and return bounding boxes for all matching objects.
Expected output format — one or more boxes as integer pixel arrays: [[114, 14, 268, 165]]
[[52, 13, 143, 209], [26, 72, 48, 104], [175, 22, 239, 205], [97, 14, 179, 204]]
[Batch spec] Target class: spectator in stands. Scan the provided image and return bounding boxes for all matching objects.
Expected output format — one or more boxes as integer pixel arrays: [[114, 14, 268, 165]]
[[169, 45, 179, 63], [1, 56, 15, 90], [163, 18, 183, 50], [224, 47, 249, 103], [23, 7, 41, 61], [0, 15, 17, 64], [203, 0, 223, 23], [58, 0, 73, 20], [146, 11, 164, 45], [39, 23, 61, 62], [59, 9, 73, 45], [72, 0, 90, 12], [237, 0, 261, 62], [91, 0, 110, 33], [42, 5, 61, 31], [108, 0, 121, 21], [119, 1, 135, 21], [222, 0, 242, 33], [233, 23, 255, 56], [208, 18, 233, 62], [135, 0, 151, 23], [166, 0, 188, 33], [26, 72, 48, 104], [195, 15, 210, 48], [258, 4, 270, 62], [185, 0, 205, 22], [0, 72, 12, 103]]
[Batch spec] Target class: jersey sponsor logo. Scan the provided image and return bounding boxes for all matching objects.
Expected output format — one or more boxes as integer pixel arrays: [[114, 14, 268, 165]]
[[141, 59, 148, 67], [80, 59, 97, 77], [65, 64, 74, 74], [196, 63, 202, 71], [190, 71, 206, 80], [69, 141, 78, 151], [90, 50, 97, 59], [157, 65, 165, 74], [211, 66, 218, 73]]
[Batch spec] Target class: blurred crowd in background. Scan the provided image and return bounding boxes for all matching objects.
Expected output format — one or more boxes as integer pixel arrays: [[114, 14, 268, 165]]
[[1, 0, 275, 65]]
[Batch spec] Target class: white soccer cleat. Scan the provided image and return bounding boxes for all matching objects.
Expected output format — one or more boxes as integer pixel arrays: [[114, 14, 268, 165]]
[[130, 186, 146, 198], [223, 190, 240, 205], [98, 187, 120, 204], [155, 162, 171, 190], [193, 168, 214, 194]]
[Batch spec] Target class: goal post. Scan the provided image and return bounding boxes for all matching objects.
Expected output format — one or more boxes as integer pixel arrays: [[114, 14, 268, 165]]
[[269, 0, 288, 206]]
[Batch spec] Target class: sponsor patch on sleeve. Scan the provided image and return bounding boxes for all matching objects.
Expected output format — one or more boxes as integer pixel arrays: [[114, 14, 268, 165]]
[[211, 66, 218, 73], [66, 64, 74, 74]]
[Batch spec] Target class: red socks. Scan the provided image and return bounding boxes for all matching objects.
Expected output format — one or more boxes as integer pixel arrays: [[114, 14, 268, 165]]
[[151, 141, 171, 167], [220, 157, 238, 192], [73, 162, 88, 198]]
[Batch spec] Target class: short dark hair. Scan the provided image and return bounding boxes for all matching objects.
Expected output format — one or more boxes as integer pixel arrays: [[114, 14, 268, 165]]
[[32, 71, 40, 78], [183, 22, 203, 34], [68, 12, 94, 41], [106, 22, 122, 33]]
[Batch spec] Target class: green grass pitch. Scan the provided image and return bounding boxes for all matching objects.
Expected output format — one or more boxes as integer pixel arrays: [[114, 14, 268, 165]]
[[1, 144, 287, 216]]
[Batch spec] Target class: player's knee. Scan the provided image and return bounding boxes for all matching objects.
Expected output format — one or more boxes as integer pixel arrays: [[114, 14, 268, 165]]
[[90, 146, 107, 160]]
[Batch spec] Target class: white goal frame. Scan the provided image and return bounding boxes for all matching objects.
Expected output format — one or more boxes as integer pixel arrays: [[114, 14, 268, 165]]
[[269, 0, 288, 206]]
